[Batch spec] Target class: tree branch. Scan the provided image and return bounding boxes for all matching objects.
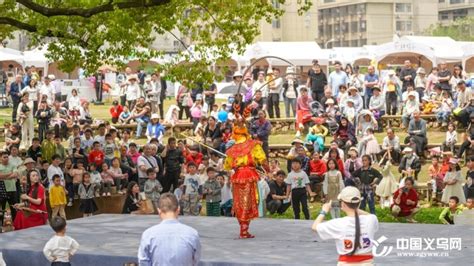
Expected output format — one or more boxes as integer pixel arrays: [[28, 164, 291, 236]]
[[0, 17, 37, 32], [16, 0, 171, 18], [0, 17, 88, 47]]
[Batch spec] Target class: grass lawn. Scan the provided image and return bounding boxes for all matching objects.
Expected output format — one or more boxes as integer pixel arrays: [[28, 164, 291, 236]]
[[268, 201, 445, 224]]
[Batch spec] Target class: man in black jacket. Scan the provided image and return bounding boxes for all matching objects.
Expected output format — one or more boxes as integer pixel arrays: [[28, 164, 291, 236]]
[[399, 60, 416, 92], [306, 61, 327, 104], [161, 137, 184, 193]]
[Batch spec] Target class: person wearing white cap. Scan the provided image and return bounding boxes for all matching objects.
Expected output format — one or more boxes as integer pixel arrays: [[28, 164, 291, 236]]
[[401, 90, 419, 129], [126, 74, 140, 110], [146, 113, 165, 143], [414, 67, 427, 101], [312, 186, 379, 265], [381, 69, 401, 115], [398, 146, 421, 180]]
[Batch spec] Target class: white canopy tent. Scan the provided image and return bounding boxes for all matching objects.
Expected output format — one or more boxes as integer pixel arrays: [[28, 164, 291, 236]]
[[0, 48, 24, 64], [401, 36, 464, 64], [461, 43, 474, 73], [374, 39, 437, 67], [23, 48, 50, 75], [324, 46, 374, 66], [243, 42, 327, 67]]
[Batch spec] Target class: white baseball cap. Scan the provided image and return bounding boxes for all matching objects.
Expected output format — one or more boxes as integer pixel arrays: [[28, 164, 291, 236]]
[[337, 186, 361, 203]]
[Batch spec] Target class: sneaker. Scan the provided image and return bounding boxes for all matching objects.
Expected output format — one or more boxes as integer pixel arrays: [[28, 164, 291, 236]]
[[118, 191, 124, 195], [102, 193, 106, 197], [107, 192, 111, 197], [295, 131, 301, 138], [67, 201, 73, 207], [95, 192, 100, 197]]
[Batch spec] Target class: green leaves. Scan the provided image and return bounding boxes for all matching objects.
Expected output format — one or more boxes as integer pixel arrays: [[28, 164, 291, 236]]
[[0, 0, 309, 82], [426, 16, 474, 42]]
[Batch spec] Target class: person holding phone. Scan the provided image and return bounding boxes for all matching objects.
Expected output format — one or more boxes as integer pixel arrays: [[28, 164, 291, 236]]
[[391, 177, 419, 223]]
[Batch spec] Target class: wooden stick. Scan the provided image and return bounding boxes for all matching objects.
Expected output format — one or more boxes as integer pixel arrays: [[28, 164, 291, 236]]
[[179, 133, 227, 157]]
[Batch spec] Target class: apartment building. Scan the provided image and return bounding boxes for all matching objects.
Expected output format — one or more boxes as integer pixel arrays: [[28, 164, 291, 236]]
[[317, 0, 438, 48], [438, 0, 474, 24], [256, 0, 319, 42]]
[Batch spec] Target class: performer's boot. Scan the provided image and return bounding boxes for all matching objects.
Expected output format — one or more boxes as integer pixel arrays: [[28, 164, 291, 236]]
[[239, 220, 255, 239]]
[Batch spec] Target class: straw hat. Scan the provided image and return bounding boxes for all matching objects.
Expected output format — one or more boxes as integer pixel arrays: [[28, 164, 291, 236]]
[[416, 67, 426, 75], [233, 71, 243, 78], [128, 74, 138, 81], [325, 98, 335, 105], [47, 74, 56, 80], [23, 158, 36, 165], [408, 91, 417, 98], [403, 147, 413, 153], [291, 138, 304, 145], [348, 86, 358, 92]]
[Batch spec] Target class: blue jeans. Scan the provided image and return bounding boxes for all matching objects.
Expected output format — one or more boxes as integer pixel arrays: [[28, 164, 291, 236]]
[[284, 97, 296, 118], [364, 90, 373, 109], [360, 190, 376, 214], [135, 117, 146, 137], [436, 111, 450, 124]]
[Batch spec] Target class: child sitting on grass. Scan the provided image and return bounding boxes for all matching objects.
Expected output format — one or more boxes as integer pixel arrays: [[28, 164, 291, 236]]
[[43, 216, 80, 265], [439, 196, 463, 224]]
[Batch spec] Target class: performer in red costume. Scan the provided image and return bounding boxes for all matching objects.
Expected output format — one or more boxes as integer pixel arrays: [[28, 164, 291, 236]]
[[224, 105, 268, 239]]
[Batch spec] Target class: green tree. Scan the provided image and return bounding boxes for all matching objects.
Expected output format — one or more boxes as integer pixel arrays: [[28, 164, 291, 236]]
[[426, 16, 474, 42], [0, 0, 310, 85]]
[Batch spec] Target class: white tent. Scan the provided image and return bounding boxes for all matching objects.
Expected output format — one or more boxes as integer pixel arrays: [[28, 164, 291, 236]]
[[374, 39, 437, 66], [401, 36, 464, 64], [461, 43, 474, 72], [23, 48, 50, 75], [243, 42, 327, 66], [0, 48, 23, 64], [324, 46, 374, 65]]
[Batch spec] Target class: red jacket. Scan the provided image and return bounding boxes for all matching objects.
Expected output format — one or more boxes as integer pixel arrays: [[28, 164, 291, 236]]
[[88, 150, 105, 167], [109, 105, 123, 119], [183, 150, 203, 166], [392, 188, 418, 216], [309, 159, 327, 176]]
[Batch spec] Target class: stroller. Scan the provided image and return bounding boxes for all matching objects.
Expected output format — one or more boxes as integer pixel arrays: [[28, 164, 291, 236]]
[[302, 101, 339, 135]]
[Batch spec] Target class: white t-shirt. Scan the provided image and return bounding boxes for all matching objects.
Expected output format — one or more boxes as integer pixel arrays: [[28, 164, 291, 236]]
[[43, 235, 80, 263], [316, 214, 379, 255], [47, 165, 65, 188]]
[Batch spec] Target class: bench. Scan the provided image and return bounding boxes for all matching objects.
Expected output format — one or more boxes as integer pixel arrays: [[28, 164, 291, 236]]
[[267, 143, 466, 159], [380, 114, 452, 129]]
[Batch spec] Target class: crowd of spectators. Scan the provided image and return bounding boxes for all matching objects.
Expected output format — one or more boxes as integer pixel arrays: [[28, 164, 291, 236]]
[[0, 59, 473, 237]]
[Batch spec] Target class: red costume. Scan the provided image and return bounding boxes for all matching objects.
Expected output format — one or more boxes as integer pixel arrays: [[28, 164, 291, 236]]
[[224, 106, 267, 239]]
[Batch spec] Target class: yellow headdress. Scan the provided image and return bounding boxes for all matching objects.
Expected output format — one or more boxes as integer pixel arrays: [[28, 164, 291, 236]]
[[231, 104, 252, 144]]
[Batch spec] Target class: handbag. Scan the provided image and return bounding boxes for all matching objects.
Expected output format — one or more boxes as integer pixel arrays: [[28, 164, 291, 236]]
[[186, 96, 193, 107]]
